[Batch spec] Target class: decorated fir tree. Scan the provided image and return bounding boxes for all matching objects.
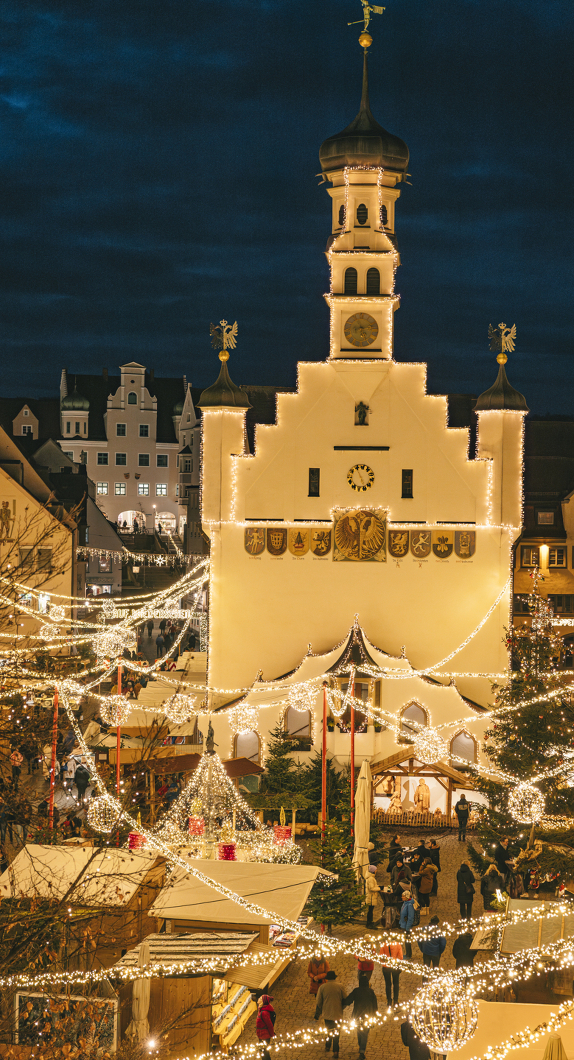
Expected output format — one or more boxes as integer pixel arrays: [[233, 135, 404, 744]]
[[469, 570, 574, 885], [302, 750, 345, 823], [305, 819, 365, 933], [258, 723, 301, 796]]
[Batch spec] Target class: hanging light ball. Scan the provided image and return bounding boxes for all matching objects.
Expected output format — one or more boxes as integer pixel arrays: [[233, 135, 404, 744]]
[[413, 728, 448, 765], [227, 703, 259, 735], [411, 982, 478, 1053], [508, 782, 545, 824], [164, 694, 195, 725], [100, 694, 132, 726], [87, 795, 119, 834], [93, 627, 136, 663]]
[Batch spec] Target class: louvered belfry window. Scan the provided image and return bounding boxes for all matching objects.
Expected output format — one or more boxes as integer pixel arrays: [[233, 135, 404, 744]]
[[338, 205, 345, 226], [356, 203, 368, 225], [366, 268, 380, 295], [344, 267, 358, 294]]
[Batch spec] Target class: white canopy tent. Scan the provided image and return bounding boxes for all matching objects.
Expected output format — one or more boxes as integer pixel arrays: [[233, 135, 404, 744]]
[[352, 758, 372, 882], [0, 844, 164, 907]]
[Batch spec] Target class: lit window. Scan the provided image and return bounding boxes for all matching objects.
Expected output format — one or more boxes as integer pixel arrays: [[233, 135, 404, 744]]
[[157, 454, 168, 467], [450, 731, 476, 764], [115, 482, 126, 495], [138, 483, 149, 496], [139, 424, 149, 437], [521, 546, 539, 568], [97, 453, 108, 465], [138, 454, 150, 467], [116, 423, 126, 437], [96, 482, 108, 495], [549, 547, 567, 568], [116, 453, 127, 466], [537, 511, 555, 525], [22, 425, 32, 435], [98, 557, 111, 573], [128, 392, 137, 404], [156, 484, 167, 496]]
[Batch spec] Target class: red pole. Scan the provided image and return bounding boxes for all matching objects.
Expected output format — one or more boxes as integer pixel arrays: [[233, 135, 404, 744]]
[[48, 686, 59, 831], [350, 670, 355, 837], [322, 683, 327, 842], [116, 664, 121, 846]]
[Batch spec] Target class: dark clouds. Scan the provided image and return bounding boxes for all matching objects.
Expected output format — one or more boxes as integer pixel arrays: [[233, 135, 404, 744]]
[[0, 0, 573, 412]]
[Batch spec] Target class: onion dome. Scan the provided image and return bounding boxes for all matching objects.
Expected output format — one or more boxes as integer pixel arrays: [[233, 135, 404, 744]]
[[61, 386, 89, 411], [474, 354, 529, 413], [319, 50, 409, 177], [198, 351, 251, 410]]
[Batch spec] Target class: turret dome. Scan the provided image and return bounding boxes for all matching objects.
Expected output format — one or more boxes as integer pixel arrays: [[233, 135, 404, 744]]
[[61, 386, 90, 411], [319, 51, 409, 177], [474, 355, 529, 413]]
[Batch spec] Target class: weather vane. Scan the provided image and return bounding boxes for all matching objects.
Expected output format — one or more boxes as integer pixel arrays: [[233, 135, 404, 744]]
[[209, 319, 238, 362], [488, 322, 516, 363], [348, 0, 385, 33]]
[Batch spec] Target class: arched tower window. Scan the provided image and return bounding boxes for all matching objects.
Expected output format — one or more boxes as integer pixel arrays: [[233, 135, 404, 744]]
[[127, 392, 137, 405], [356, 204, 368, 225], [344, 267, 358, 294], [380, 204, 388, 226], [450, 731, 477, 765], [338, 205, 346, 227], [400, 702, 427, 738], [285, 705, 311, 740], [366, 268, 380, 295], [234, 731, 260, 763]]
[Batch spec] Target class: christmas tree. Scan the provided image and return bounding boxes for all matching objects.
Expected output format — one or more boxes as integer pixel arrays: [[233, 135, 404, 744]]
[[302, 750, 345, 823], [258, 723, 301, 796], [469, 569, 574, 885], [305, 819, 366, 933]]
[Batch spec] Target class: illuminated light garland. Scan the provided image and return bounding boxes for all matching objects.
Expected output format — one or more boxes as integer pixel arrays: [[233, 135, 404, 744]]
[[412, 727, 449, 765], [163, 692, 198, 725], [411, 981, 479, 1053], [99, 694, 133, 727], [227, 702, 259, 736]]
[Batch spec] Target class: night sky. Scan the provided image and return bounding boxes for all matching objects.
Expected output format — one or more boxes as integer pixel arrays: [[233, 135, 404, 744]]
[[1, 0, 573, 414]]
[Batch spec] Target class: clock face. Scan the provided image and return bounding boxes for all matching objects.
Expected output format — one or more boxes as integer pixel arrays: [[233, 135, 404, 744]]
[[347, 463, 375, 492], [344, 312, 379, 348]]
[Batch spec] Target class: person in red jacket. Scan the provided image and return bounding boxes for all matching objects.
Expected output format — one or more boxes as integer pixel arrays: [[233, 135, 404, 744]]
[[256, 994, 276, 1060], [355, 956, 375, 983]]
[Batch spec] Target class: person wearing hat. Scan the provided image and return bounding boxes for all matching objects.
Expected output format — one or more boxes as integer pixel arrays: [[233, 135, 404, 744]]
[[365, 864, 381, 928], [315, 971, 345, 1055], [256, 994, 276, 1060]]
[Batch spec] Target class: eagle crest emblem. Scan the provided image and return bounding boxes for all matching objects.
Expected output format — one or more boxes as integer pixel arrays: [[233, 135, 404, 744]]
[[334, 509, 386, 562]]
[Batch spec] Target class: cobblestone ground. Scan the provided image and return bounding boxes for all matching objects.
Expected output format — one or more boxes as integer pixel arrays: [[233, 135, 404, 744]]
[[236, 830, 475, 1060]]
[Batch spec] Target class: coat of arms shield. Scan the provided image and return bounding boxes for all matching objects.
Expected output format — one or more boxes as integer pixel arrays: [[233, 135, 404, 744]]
[[288, 529, 309, 556], [310, 529, 332, 556], [388, 529, 410, 558], [432, 530, 454, 559], [455, 530, 476, 558], [244, 528, 265, 555], [267, 527, 287, 556], [334, 510, 386, 562], [410, 530, 431, 558]]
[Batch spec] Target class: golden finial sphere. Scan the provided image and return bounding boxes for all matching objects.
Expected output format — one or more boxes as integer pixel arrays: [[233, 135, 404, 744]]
[[497, 352, 508, 365], [219, 349, 230, 362], [359, 31, 372, 48]]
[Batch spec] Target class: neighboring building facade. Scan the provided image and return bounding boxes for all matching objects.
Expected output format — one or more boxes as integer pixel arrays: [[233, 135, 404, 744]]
[[197, 42, 530, 811]]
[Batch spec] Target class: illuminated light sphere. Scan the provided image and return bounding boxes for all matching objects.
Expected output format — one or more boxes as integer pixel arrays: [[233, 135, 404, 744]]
[[411, 982, 478, 1053], [413, 728, 448, 765], [227, 704, 259, 735], [100, 695, 132, 726], [508, 782, 545, 824], [93, 626, 136, 663], [164, 693, 195, 725], [87, 795, 119, 834]]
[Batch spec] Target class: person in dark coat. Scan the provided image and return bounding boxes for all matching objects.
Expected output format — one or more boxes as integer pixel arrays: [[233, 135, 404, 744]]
[[454, 794, 470, 840], [493, 838, 514, 877], [428, 839, 441, 896], [343, 973, 378, 1060], [481, 864, 506, 910], [391, 858, 412, 887], [401, 1021, 431, 1060], [315, 971, 345, 1055], [402, 1017, 429, 1060], [388, 835, 403, 870], [452, 932, 475, 969], [414, 839, 428, 859], [457, 861, 475, 919], [417, 916, 446, 968]]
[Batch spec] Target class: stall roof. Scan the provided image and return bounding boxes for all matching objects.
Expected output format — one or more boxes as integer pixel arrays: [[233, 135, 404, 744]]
[[0, 844, 164, 907], [114, 931, 258, 971], [125, 754, 263, 778], [151, 860, 329, 926], [500, 899, 574, 954]]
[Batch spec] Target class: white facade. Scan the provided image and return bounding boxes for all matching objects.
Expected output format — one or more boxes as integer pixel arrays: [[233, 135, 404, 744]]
[[198, 64, 528, 794]]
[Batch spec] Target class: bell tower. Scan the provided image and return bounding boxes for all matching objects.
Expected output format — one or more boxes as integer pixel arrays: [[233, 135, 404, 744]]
[[319, 29, 409, 360]]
